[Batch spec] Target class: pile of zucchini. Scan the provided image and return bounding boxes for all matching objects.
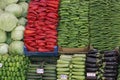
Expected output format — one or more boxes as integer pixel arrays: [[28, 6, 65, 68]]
[[90, 0, 120, 50], [71, 54, 86, 80], [0, 55, 29, 80], [58, 0, 89, 48], [27, 61, 57, 80], [57, 55, 72, 80], [27, 64, 43, 80]]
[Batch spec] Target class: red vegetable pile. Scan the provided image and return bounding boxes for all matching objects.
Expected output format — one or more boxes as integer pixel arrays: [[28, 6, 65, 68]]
[[24, 0, 59, 52]]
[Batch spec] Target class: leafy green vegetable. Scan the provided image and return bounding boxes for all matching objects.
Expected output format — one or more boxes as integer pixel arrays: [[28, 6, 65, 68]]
[[18, 17, 27, 26], [0, 43, 8, 54], [11, 26, 25, 40], [5, 4, 23, 17], [0, 12, 18, 32], [9, 41, 24, 55], [0, 29, 6, 43], [19, 2, 28, 17]]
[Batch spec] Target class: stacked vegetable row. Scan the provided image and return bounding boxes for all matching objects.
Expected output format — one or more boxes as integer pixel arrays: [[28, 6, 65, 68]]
[[86, 50, 102, 80], [58, 0, 89, 48], [71, 54, 86, 80], [90, 0, 120, 50], [57, 54, 86, 80], [27, 63, 43, 80], [57, 55, 72, 80], [0, 0, 28, 55], [101, 51, 118, 80], [27, 62, 57, 80], [0, 55, 29, 80], [24, 0, 59, 52]]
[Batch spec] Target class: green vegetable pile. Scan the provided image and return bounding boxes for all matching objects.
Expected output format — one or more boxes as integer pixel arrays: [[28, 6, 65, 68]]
[[0, 0, 28, 55], [57, 55, 72, 80], [90, 0, 120, 50], [0, 55, 29, 80], [58, 0, 89, 48], [27, 64, 43, 80], [27, 62, 57, 80], [71, 54, 86, 80]]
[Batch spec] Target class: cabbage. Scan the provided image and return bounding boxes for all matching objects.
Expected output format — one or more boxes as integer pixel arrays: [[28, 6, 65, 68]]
[[5, 0, 18, 5], [0, 13, 18, 32], [19, 0, 26, 2], [0, 9, 3, 15], [18, 17, 27, 26], [0, 0, 7, 9], [0, 43, 9, 54], [11, 26, 25, 40], [5, 4, 23, 17], [0, 29, 6, 43], [14, 25, 25, 31], [9, 41, 24, 55], [19, 2, 28, 17]]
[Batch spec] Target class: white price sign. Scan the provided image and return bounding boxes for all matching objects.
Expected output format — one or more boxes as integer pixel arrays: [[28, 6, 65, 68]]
[[61, 75, 68, 80], [87, 73, 96, 77], [0, 63, 2, 68], [36, 68, 44, 74]]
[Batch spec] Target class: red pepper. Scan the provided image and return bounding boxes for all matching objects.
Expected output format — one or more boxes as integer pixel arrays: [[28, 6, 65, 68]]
[[47, 7, 58, 13], [37, 8, 46, 13], [46, 35, 57, 39], [38, 48, 50, 52], [48, 25, 57, 29], [24, 30, 35, 34], [47, 3, 58, 9], [46, 38, 57, 43], [46, 17, 58, 23], [47, 13, 58, 19], [47, 1, 59, 5], [45, 30, 57, 35], [25, 43, 37, 52]]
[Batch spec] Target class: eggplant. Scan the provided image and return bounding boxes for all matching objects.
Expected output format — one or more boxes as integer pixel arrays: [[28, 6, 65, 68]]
[[103, 62, 118, 66], [86, 57, 101, 64], [103, 73, 117, 77], [86, 63, 98, 68], [103, 51, 118, 57], [105, 65, 117, 69], [103, 56, 117, 62], [104, 69, 117, 73], [86, 68, 98, 72]]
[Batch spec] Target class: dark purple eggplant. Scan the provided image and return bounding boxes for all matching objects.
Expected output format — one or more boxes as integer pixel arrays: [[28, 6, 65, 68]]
[[86, 68, 98, 72]]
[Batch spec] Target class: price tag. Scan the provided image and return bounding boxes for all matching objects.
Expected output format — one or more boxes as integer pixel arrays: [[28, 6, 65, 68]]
[[36, 68, 44, 74], [0, 63, 2, 68], [87, 73, 96, 77], [61, 75, 68, 80]]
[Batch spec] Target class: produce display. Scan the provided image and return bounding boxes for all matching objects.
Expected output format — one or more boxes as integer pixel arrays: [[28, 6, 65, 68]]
[[57, 55, 72, 80], [0, 55, 29, 80], [58, 0, 89, 48], [71, 54, 86, 80], [0, 0, 28, 55], [90, 0, 120, 50], [27, 61, 57, 80], [24, 0, 59, 52]]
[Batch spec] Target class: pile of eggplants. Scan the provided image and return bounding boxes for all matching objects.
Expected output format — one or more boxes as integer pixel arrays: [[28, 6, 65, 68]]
[[58, 0, 89, 48], [90, 0, 120, 50], [86, 49, 102, 80], [101, 50, 118, 80]]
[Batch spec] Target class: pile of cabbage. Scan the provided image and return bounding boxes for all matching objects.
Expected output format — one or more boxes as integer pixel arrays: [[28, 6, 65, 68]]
[[0, 0, 29, 55]]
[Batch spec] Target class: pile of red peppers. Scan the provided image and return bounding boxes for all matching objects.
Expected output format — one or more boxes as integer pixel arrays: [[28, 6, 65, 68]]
[[24, 0, 59, 52]]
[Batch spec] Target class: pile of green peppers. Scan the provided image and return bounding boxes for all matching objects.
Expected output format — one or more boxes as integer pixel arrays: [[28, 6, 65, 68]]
[[90, 0, 120, 50], [0, 55, 29, 80], [58, 0, 89, 48]]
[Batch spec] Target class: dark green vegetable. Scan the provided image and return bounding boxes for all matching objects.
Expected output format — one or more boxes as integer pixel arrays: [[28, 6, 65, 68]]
[[58, 0, 89, 48]]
